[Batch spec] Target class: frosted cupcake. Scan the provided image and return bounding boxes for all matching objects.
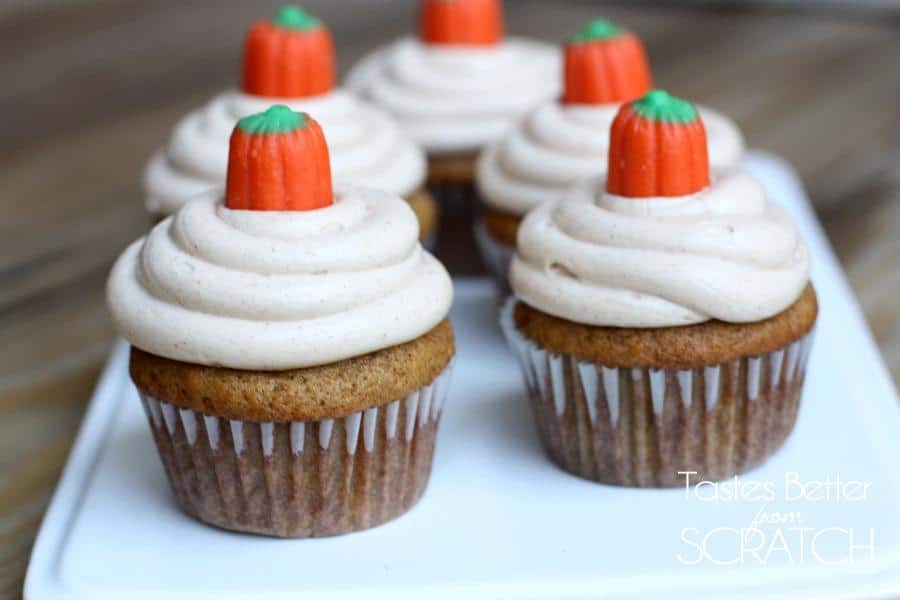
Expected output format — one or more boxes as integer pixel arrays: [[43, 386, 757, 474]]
[[111, 106, 455, 536], [144, 6, 437, 244], [346, 0, 559, 211], [476, 21, 744, 289], [501, 91, 816, 487]]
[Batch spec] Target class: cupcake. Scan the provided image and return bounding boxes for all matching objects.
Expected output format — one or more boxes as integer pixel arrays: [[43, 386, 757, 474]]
[[345, 0, 559, 226], [144, 6, 438, 246], [476, 21, 744, 290], [501, 90, 816, 487], [110, 106, 455, 536]]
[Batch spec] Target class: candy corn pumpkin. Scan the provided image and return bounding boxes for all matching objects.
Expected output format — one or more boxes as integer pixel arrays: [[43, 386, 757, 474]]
[[420, 0, 503, 46], [226, 105, 333, 211], [564, 19, 652, 105], [607, 89, 710, 197], [242, 5, 335, 98]]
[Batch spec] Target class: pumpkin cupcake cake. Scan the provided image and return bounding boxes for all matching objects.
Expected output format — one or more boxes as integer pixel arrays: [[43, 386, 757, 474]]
[[346, 0, 559, 218], [501, 90, 816, 487], [144, 6, 438, 245], [110, 106, 455, 537], [476, 20, 744, 290]]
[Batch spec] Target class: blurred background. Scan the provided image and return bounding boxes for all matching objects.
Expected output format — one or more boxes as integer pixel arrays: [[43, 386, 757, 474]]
[[1, 0, 899, 595]]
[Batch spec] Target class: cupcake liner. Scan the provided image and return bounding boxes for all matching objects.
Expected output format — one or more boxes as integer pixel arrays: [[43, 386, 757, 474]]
[[139, 360, 454, 537], [473, 218, 514, 296], [426, 179, 480, 208], [500, 298, 815, 487], [427, 180, 484, 273]]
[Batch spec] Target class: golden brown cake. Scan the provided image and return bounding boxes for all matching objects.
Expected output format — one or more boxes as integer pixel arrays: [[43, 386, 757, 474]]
[[482, 205, 520, 247], [513, 287, 817, 370], [406, 188, 440, 244], [426, 154, 478, 185], [131, 320, 454, 423]]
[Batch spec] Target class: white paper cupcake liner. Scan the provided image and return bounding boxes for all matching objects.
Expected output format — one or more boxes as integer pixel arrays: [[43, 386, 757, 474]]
[[500, 298, 814, 487], [139, 359, 454, 537]]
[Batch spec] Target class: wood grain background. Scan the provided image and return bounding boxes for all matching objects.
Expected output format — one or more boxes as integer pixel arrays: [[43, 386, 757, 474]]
[[1, 1, 899, 596]]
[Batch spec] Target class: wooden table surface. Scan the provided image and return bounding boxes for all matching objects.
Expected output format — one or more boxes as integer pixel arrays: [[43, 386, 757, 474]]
[[2, 0, 899, 595]]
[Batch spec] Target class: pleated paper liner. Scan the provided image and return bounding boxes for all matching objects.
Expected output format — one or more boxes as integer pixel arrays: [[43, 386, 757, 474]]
[[500, 298, 815, 487], [138, 360, 454, 538], [427, 180, 484, 272], [427, 180, 481, 215]]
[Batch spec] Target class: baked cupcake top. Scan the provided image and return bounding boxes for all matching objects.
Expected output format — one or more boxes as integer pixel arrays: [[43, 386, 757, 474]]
[[509, 90, 808, 328], [345, 0, 560, 156], [113, 106, 453, 370], [145, 6, 426, 217], [477, 20, 744, 217]]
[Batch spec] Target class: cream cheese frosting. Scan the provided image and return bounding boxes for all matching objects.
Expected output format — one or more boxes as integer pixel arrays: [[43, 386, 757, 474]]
[[509, 171, 809, 327], [345, 37, 560, 155], [144, 90, 426, 216], [477, 101, 744, 216], [109, 186, 453, 370]]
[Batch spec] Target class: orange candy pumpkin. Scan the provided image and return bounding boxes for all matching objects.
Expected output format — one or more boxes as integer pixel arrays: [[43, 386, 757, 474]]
[[225, 105, 333, 211], [242, 6, 335, 98], [606, 90, 710, 198], [564, 20, 652, 105], [420, 0, 503, 46]]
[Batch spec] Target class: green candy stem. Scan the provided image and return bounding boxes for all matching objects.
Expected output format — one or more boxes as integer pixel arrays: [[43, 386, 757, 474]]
[[274, 5, 322, 30], [237, 105, 307, 134], [569, 19, 623, 44], [631, 89, 698, 124]]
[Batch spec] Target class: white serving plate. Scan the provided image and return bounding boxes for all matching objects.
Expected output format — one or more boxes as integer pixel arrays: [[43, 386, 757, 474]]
[[25, 152, 900, 599]]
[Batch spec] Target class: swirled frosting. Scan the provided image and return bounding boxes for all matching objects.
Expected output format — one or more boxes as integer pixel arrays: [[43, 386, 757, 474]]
[[510, 171, 809, 327], [109, 187, 453, 370], [345, 37, 560, 155], [477, 102, 744, 216], [144, 90, 425, 216]]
